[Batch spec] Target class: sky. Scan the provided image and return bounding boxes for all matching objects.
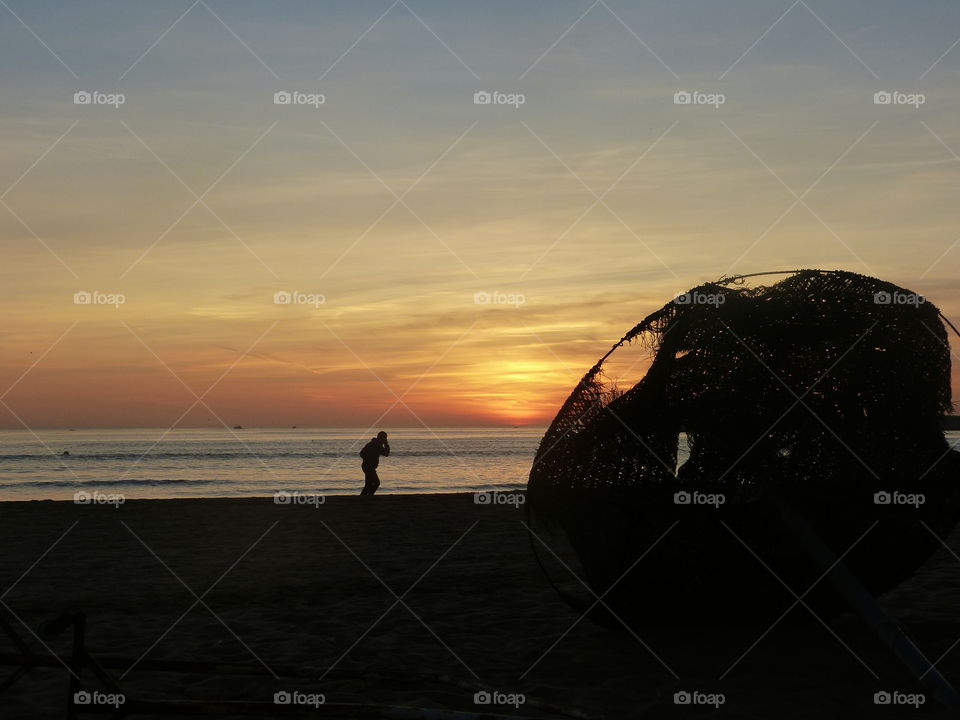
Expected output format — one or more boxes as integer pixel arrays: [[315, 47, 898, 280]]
[[2, 0, 960, 429]]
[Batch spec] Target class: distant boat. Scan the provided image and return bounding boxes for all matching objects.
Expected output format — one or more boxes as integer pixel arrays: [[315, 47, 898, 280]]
[[232, 425, 243, 430]]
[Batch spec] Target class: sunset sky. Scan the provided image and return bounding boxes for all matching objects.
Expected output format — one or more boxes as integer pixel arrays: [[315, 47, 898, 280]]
[[2, 1, 960, 428]]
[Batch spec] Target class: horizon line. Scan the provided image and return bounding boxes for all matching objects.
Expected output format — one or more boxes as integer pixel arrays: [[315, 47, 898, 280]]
[[0, 424, 548, 431]]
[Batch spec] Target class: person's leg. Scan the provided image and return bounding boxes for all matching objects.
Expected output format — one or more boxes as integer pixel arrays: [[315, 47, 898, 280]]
[[361, 466, 378, 495]]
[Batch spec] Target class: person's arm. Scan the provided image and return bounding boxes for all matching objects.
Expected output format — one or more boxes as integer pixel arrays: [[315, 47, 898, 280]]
[[381, 441, 390, 457]]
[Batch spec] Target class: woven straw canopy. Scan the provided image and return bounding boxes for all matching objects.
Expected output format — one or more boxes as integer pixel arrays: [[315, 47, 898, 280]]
[[527, 269, 960, 623]]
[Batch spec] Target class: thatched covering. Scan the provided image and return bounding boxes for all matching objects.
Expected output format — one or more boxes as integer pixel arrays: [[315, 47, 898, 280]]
[[527, 269, 960, 623]]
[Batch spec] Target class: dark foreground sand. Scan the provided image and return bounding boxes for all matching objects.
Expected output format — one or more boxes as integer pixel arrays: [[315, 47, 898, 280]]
[[1, 493, 959, 719]]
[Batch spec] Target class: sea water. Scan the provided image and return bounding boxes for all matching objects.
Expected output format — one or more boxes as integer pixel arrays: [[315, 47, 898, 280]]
[[1, 428, 957, 501], [0, 427, 542, 500]]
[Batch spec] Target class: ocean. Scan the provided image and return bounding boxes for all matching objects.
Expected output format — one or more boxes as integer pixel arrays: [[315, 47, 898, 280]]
[[0, 427, 546, 501], [2, 428, 959, 502]]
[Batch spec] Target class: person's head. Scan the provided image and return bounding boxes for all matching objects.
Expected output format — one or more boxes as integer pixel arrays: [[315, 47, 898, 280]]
[[376, 431, 388, 442]]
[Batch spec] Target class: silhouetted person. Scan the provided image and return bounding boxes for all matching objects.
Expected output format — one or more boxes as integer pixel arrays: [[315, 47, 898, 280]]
[[359, 431, 390, 496]]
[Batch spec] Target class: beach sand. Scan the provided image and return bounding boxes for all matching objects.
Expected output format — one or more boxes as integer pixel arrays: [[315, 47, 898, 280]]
[[1, 493, 958, 719]]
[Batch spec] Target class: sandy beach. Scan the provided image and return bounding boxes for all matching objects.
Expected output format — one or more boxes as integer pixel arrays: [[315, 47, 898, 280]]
[[0, 494, 956, 718]]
